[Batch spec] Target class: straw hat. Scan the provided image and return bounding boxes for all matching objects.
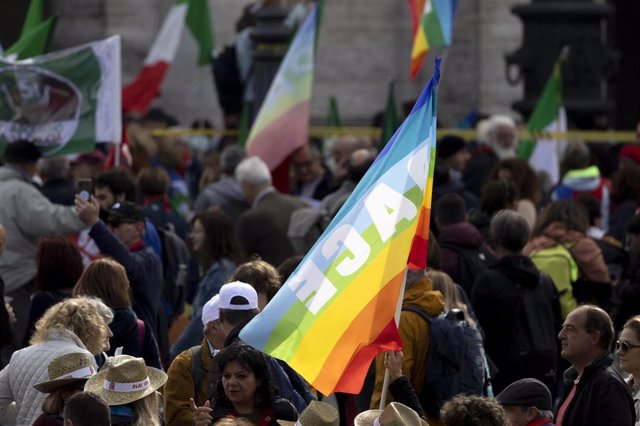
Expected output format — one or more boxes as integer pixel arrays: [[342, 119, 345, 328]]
[[354, 402, 429, 426], [84, 355, 167, 406], [34, 352, 98, 393], [277, 401, 339, 426]]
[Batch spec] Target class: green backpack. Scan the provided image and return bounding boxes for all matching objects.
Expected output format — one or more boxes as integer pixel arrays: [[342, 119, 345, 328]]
[[531, 244, 578, 318]]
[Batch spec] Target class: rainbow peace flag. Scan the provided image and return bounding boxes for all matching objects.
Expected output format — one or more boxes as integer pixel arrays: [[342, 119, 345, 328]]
[[240, 59, 441, 395], [246, 5, 317, 170], [410, 0, 456, 78]]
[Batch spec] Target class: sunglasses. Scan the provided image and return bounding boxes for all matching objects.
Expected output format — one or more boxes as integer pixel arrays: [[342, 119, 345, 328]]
[[616, 340, 640, 352]]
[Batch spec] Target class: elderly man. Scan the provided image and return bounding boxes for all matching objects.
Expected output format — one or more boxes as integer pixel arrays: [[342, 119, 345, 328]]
[[236, 156, 306, 266], [290, 143, 333, 203], [555, 305, 634, 425], [497, 378, 555, 426]]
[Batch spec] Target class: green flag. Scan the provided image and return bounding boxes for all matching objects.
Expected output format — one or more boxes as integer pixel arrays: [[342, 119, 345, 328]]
[[5, 0, 56, 60], [180, 0, 214, 65], [0, 36, 122, 158], [238, 102, 250, 147], [519, 48, 567, 184], [325, 96, 342, 128], [380, 81, 400, 148]]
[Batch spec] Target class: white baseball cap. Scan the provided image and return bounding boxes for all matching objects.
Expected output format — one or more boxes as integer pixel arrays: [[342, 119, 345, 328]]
[[218, 281, 258, 310], [201, 295, 220, 327]]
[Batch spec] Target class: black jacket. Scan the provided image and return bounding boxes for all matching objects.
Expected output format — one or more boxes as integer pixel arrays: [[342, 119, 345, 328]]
[[471, 255, 561, 392], [555, 353, 635, 426]]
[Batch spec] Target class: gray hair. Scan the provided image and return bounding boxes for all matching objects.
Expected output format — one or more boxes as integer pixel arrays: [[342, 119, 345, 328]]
[[235, 156, 272, 188], [220, 145, 247, 175], [536, 410, 554, 420], [39, 157, 70, 181], [490, 210, 530, 252]]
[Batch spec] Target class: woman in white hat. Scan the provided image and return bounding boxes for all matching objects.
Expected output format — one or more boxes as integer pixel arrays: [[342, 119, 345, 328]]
[[32, 351, 99, 425], [84, 355, 167, 426], [192, 344, 297, 426], [0, 296, 113, 426]]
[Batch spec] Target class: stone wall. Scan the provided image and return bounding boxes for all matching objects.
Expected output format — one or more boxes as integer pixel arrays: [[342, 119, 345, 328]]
[[46, 0, 526, 128]]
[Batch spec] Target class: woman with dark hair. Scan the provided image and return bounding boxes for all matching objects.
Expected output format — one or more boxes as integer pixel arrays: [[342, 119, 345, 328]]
[[192, 344, 297, 426], [470, 179, 519, 245], [23, 237, 84, 346], [171, 211, 243, 357], [491, 158, 541, 230], [73, 258, 161, 368]]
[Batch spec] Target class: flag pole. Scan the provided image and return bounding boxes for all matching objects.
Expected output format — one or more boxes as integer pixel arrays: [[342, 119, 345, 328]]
[[379, 267, 408, 409]]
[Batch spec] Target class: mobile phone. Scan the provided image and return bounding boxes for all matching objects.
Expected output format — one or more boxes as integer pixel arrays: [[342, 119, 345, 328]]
[[77, 179, 93, 201]]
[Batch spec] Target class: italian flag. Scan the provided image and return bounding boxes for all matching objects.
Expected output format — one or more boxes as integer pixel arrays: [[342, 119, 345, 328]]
[[122, 0, 213, 114], [519, 54, 567, 185]]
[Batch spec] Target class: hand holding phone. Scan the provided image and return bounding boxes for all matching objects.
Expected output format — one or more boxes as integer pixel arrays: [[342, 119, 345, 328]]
[[77, 179, 93, 201]]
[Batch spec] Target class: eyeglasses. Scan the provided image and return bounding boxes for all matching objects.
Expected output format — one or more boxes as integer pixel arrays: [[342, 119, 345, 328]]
[[616, 340, 640, 352]]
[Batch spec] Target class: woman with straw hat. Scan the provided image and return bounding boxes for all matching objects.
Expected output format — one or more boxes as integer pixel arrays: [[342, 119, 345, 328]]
[[32, 351, 99, 425], [84, 355, 167, 426], [192, 343, 298, 426], [354, 402, 429, 426], [0, 296, 113, 426]]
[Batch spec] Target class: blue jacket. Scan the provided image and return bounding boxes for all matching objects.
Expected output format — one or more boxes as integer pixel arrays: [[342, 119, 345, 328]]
[[89, 221, 163, 339]]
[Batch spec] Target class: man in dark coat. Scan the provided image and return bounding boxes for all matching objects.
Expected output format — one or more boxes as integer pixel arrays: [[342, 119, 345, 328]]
[[554, 304, 634, 426], [236, 156, 306, 266], [471, 210, 561, 393]]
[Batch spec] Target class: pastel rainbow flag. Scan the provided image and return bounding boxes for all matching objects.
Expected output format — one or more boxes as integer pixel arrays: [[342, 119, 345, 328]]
[[410, 0, 456, 78], [246, 5, 317, 170], [240, 59, 441, 395]]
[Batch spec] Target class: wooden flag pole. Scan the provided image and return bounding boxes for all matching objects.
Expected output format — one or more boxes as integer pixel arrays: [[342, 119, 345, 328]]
[[379, 267, 409, 409]]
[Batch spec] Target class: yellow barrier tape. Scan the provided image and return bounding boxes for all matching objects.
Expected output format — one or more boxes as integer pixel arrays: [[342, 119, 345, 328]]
[[151, 127, 638, 143]]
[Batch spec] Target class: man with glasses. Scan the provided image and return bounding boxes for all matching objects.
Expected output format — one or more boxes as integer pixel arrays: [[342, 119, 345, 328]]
[[555, 304, 634, 425]]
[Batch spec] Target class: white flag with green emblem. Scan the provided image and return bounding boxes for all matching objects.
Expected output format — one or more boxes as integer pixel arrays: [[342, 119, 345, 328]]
[[0, 35, 121, 157]]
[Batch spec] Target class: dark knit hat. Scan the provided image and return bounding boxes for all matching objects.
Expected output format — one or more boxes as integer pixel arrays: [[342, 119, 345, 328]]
[[107, 202, 146, 224], [496, 378, 552, 410], [437, 136, 467, 158], [4, 140, 42, 164]]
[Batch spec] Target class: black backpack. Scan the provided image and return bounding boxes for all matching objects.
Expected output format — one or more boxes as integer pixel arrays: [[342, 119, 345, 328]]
[[157, 226, 189, 320], [403, 307, 487, 419], [502, 271, 558, 382], [440, 242, 496, 295]]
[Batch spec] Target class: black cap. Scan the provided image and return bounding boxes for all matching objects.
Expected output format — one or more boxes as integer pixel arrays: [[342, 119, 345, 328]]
[[496, 378, 552, 410], [4, 141, 42, 164], [107, 202, 146, 224], [437, 136, 467, 158]]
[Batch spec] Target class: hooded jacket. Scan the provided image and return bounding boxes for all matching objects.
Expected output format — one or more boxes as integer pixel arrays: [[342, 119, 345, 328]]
[[471, 256, 561, 392], [438, 221, 489, 287], [524, 222, 611, 284], [552, 166, 611, 232], [0, 166, 86, 292], [370, 277, 445, 408]]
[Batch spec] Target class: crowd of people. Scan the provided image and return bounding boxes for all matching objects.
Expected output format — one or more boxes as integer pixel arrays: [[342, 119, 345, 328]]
[[0, 107, 640, 426]]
